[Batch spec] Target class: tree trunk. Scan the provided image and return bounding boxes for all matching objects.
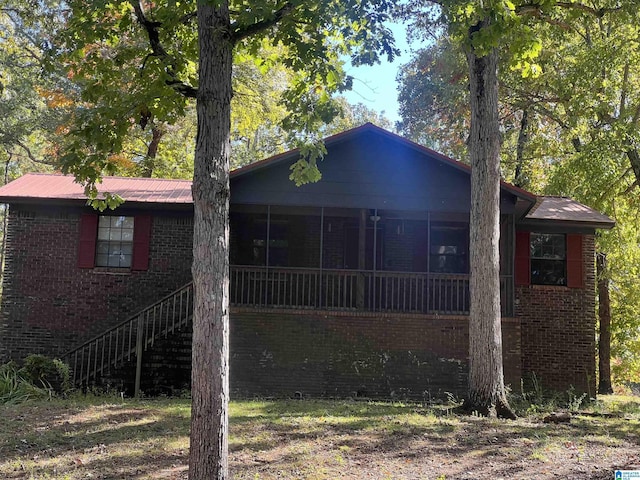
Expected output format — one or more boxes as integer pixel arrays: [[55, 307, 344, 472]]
[[463, 29, 516, 419], [597, 253, 613, 395], [140, 125, 165, 178], [514, 108, 529, 189], [189, 3, 232, 479]]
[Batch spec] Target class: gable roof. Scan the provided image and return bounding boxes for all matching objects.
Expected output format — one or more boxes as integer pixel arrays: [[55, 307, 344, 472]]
[[0, 125, 614, 229], [0, 173, 192, 204], [231, 123, 537, 204]]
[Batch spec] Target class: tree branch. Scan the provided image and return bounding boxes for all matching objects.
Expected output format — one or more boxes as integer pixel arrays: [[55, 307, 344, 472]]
[[571, 137, 582, 152], [11, 141, 54, 165], [631, 103, 640, 127], [554, 2, 623, 18], [622, 178, 638, 195], [625, 149, 640, 185], [530, 102, 570, 130], [130, 0, 197, 98], [230, 2, 295, 44], [180, 12, 197, 25], [620, 61, 629, 118], [515, 4, 586, 38]]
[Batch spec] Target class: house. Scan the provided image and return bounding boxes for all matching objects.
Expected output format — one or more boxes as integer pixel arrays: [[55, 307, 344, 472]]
[[0, 124, 614, 398]]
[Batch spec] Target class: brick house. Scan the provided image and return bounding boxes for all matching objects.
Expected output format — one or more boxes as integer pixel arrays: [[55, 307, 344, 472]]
[[0, 124, 614, 398]]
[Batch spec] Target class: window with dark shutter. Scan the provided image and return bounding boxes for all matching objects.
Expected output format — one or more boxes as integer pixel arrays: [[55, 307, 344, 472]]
[[515, 231, 584, 288], [77, 213, 151, 271], [530, 233, 566, 286]]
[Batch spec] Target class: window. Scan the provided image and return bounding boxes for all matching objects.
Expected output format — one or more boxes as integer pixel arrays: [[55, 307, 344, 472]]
[[95, 216, 135, 267], [78, 213, 150, 270], [530, 233, 566, 285], [515, 231, 583, 288]]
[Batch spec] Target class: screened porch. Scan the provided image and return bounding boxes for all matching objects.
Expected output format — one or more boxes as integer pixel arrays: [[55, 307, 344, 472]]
[[230, 205, 515, 316]]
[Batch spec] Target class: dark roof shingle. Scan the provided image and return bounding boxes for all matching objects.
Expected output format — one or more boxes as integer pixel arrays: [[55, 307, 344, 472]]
[[525, 196, 614, 228]]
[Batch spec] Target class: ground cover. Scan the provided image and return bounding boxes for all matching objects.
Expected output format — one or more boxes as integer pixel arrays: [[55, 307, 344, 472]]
[[0, 395, 638, 479]]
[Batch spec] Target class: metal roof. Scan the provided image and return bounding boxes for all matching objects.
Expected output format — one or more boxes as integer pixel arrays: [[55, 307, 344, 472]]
[[0, 173, 193, 204], [524, 196, 615, 228]]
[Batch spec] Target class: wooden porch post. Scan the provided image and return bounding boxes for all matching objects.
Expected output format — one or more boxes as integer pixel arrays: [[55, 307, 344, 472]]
[[264, 205, 271, 305], [357, 208, 367, 308], [372, 208, 378, 311]]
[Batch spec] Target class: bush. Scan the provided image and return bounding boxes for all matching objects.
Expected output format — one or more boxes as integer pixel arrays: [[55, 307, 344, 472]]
[[0, 362, 49, 404], [20, 355, 71, 395]]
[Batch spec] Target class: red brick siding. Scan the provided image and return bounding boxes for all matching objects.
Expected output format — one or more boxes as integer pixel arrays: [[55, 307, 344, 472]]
[[229, 309, 521, 399], [130, 308, 520, 398], [515, 234, 596, 395], [0, 206, 193, 361], [3, 204, 595, 398]]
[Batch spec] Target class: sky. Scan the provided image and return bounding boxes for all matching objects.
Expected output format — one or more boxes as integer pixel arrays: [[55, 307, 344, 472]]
[[342, 22, 423, 126]]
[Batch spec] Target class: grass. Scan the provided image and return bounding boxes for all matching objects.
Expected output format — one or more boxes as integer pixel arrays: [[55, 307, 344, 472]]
[[0, 394, 638, 479]]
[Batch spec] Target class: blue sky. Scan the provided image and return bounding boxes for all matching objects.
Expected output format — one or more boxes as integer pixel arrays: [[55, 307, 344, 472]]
[[342, 22, 422, 126]]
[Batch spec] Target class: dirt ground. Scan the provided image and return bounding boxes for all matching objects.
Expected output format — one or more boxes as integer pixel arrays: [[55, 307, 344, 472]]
[[0, 397, 638, 479]]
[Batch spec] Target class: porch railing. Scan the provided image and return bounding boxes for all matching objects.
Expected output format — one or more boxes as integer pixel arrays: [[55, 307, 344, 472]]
[[63, 282, 194, 394], [230, 266, 514, 316]]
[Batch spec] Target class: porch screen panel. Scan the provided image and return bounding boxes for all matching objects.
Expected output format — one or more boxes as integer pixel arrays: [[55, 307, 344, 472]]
[[229, 208, 268, 266], [429, 222, 468, 274], [229, 206, 268, 307], [344, 225, 383, 270], [412, 222, 428, 273]]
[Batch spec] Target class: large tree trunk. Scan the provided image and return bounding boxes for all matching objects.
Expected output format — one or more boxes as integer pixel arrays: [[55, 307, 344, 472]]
[[463, 31, 516, 419], [189, 3, 232, 479], [597, 253, 613, 395]]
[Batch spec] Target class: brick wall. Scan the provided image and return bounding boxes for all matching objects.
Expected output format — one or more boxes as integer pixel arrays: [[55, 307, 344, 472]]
[[2, 202, 594, 398], [122, 308, 521, 399], [229, 309, 521, 399], [516, 234, 596, 395], [0, 205, 193, 361]]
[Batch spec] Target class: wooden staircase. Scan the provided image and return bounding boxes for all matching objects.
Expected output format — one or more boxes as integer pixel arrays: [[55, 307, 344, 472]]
[[63, 282, 193, 396]]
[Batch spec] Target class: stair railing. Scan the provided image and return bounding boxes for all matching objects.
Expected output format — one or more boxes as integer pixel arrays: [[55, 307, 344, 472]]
[[63, 282, 194, 396]]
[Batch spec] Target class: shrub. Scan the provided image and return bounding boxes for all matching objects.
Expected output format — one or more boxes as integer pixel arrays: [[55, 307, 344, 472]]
[[0, 362, 49, 404], [21, 355, 71, 394]]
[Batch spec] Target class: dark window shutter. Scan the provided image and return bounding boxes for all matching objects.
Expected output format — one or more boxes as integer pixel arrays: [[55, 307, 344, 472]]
[[78, 213, 98, 268], [132, 215, 152, 271], [566, 234, 583, 288], [515, 230, 530, 286]]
